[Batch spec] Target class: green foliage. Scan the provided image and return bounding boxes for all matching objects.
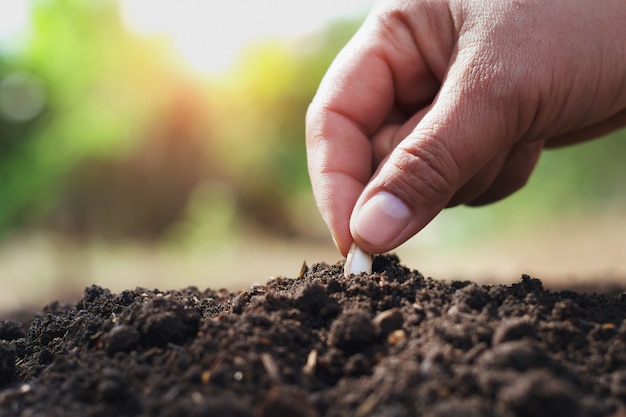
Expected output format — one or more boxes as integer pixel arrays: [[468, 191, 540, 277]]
[[0, 1, 361, 241], [0, 0, 624, 246], [0, 0, 174, 232]]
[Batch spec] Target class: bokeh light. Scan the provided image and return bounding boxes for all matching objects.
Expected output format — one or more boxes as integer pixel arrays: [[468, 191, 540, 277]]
[[0, 0, 30, 43], [0, 71, 46, 122], [120, 0, 374, 75]]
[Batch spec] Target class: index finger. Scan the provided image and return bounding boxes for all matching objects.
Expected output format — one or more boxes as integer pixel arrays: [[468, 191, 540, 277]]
[[306, 46, 390, 255], [305, 12, 440, 255]]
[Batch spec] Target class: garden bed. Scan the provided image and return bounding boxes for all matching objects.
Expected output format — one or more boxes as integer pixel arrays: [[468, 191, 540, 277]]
[[1, 255, 625, 416]]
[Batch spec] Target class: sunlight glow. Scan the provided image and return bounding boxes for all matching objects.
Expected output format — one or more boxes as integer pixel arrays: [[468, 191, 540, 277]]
[[120, 0, 374, 75], [0, 0, 30, 50]]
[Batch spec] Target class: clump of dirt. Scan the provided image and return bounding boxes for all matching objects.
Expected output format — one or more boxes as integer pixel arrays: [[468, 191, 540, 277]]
[[1, 255, 626, 417]]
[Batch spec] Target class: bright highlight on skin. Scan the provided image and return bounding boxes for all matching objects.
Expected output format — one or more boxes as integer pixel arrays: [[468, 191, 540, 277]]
[[344, 243, 372, 277]]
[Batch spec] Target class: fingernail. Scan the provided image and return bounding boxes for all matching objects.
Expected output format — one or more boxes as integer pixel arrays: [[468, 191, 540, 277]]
[[354, 192, 411, 247]]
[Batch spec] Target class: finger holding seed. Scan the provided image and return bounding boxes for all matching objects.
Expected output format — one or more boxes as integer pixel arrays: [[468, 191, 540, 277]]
[[344, 243, 372, 277]]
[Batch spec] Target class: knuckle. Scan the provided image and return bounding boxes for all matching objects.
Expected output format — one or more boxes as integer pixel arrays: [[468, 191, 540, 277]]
[[387, 137, 462, 206]]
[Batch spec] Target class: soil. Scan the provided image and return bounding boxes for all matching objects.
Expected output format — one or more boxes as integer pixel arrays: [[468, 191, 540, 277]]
[[1, 255, 626, 417]]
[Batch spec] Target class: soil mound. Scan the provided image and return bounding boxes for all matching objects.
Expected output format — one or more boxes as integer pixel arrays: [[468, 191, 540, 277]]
[[1, 255, 626, 417]]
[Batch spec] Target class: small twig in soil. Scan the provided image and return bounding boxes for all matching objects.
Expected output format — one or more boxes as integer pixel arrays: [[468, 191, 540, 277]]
[[261, 352, 281, 383], [303, 349, 318, 375]]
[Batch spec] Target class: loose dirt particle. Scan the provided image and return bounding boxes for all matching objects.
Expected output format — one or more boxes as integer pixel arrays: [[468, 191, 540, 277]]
[[372, 308, 403, 337], [328, 310, 376, 353]]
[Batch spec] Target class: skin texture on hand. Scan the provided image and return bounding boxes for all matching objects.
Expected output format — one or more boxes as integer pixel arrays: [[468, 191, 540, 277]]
[[306, 0, 626, 256]]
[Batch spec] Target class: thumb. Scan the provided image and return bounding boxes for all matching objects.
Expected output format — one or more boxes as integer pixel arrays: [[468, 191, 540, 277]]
[[350, 56, 519, 253]]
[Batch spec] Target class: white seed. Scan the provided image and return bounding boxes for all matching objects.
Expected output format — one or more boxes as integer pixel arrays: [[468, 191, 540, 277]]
[[344, 243, 372, 277]]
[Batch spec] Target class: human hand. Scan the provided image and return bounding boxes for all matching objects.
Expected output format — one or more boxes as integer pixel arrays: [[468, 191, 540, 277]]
[[306, 0, 626, 256]]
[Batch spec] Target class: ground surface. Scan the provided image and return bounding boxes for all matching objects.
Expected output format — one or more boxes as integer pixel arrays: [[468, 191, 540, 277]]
[[3, 209, 626, 315], [1, 255, 626, 416]]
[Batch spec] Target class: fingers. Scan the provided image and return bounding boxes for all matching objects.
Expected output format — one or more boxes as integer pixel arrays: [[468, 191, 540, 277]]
[[349, 48, 520, 253], [466, 140, 544, 206], [306, 40, 392, 255], [306, 12, 441, 256], [446, 153, 508, 207], [545, 109, 626, 148], [371, 108, 533, 210], [371, 107, 431, 169]]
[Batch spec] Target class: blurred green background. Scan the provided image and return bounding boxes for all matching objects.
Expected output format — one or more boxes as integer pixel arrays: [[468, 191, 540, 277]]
[[1, 0, 625, 313]]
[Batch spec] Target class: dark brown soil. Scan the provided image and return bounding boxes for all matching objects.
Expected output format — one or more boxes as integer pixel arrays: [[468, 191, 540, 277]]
[[2, 255, 626, 417]]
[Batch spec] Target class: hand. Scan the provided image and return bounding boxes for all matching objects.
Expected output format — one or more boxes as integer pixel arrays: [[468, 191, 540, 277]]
[[306, 0, 626, 256]]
